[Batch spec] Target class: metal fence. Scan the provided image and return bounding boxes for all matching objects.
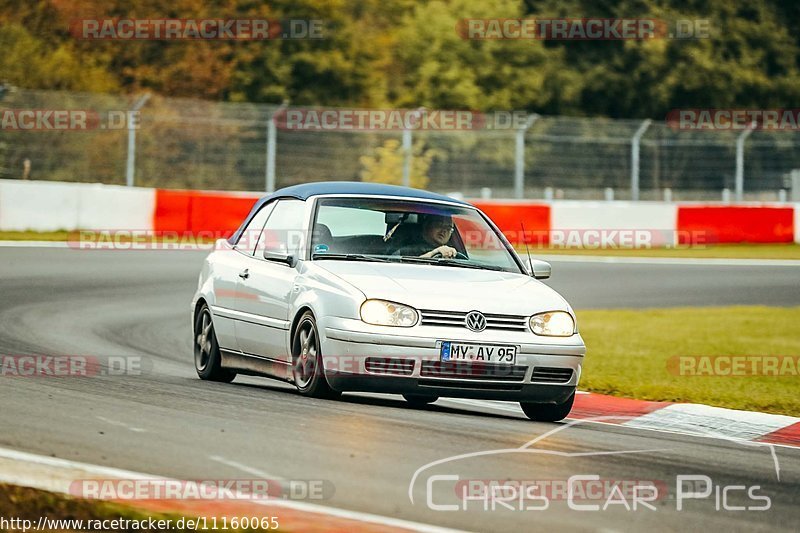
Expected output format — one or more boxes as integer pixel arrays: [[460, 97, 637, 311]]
[[2, 87, 799, 201]]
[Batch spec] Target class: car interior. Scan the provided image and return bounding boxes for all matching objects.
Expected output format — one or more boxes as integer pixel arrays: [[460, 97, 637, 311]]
[[310, 212, 466, 257]]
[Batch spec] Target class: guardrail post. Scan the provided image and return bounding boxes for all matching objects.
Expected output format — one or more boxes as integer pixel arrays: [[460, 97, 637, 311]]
[[125, 94, 150, 187], [630, 119, 652, 201], [514, 113, 540, 199], [735, 121, 757, 202]]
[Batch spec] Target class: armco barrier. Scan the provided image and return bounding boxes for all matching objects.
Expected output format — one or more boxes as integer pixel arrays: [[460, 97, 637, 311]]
[[0, 179, 155, 232], [0, 179, 797, 245], [471, 200, 550, 245], [676, 205, 795, 244], [550, 201, 678, 247], [152, 189, 258, 235]]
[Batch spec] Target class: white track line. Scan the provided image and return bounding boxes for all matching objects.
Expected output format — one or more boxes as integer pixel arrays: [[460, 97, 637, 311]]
[[96, 416, 146, 433], [209, 455, 286, 482], [0, 446, 462, 533]]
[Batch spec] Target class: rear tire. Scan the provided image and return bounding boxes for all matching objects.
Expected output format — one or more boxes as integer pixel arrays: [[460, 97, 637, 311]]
[[194, 304, 236, 383], [520, 392, 574, 422], [292, 312, 340, 399], [403, 394, 439, 407]]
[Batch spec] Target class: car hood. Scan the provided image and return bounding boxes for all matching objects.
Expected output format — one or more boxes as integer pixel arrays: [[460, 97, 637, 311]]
[[313, 261, 570, 315]]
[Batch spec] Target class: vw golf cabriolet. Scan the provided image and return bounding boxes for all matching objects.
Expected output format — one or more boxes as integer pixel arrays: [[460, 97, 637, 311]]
[[191, 182, 585, 421]]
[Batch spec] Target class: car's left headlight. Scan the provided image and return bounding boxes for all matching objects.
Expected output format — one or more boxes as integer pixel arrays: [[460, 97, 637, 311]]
[[530, 311, 575, 337], [360, 299, 419, 327]]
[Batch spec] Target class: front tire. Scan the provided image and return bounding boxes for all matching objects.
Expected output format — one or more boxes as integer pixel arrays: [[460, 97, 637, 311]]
[[520, 392, 574, 422], [292, 312, 340, 399], [194, 304, 236, 383]]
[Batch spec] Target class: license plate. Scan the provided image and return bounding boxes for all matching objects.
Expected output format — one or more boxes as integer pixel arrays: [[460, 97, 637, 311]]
[[440, 342, 517, 365]]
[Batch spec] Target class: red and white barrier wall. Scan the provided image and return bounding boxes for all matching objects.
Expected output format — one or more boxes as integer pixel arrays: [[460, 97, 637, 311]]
[[1, 179, 798, 245], [0, 179, 155, 232]]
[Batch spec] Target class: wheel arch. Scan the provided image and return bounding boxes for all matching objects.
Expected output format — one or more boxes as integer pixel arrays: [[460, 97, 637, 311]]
[[290, 306, 316, 349], [193, 297, 208, 329]]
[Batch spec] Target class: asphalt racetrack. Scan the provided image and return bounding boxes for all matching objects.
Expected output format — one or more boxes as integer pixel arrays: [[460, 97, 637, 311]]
[[0, 246, 798, 531]]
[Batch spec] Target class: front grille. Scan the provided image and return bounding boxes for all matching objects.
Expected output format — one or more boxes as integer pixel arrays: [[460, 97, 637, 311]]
[[419, 379, 523, 391], [419, 310, 528, 332], [421, 361, 527, 382], [531, 367, 573, 383], [364, 357, 414, 376]]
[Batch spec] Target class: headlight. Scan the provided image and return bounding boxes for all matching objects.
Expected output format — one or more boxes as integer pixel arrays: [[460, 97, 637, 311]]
[[530, 311, 575, 337], [360, 299, 419, 327]]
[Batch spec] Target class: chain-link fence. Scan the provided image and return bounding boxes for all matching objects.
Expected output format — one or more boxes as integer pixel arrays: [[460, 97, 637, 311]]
[[2, 87, 799, 201]]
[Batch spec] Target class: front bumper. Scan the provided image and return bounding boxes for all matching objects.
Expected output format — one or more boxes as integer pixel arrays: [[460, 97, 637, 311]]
[[320, 317, 584, 404]]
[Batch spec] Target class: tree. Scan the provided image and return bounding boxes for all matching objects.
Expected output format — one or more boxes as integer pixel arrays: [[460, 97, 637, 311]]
[[359, 138, 437, 189]]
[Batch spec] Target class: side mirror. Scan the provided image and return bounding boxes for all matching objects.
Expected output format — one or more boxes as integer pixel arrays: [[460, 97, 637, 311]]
[[263, 250, 296, 267], [525, 259, 551, 279]]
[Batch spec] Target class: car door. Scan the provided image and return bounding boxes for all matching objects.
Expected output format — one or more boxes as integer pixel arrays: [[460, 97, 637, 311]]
[[235, 199, 306, 362], [211, 202, 275, 352]]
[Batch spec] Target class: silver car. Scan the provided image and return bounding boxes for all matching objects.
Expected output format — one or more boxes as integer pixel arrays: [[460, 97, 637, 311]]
[[191, 182, 585, 421]]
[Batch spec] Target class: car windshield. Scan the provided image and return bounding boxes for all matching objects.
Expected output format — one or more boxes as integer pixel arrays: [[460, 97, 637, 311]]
[[311, 197, 522, 273]]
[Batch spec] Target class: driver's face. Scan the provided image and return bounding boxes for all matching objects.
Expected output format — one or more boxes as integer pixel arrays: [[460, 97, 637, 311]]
[[424, 218, 454, 245]]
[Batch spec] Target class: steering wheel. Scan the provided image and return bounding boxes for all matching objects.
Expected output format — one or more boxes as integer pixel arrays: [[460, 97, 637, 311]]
[[431, 251, 468, 260]]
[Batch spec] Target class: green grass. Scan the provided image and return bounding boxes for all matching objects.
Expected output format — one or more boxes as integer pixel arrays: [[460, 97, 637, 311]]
[[0, 230, 73, 241], [577, 306, 800, 416], [521, 243, 800, 260]]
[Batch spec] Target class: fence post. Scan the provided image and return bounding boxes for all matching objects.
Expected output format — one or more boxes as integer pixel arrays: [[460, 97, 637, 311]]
[[401, 128, 412, 188], [630, 119, 652, 201], [514, 114, 540, 199], [791, 169, 800, 202], [266, 104, 286, 193], [735, 121, 756, 202], [125, 94, 150, 187]]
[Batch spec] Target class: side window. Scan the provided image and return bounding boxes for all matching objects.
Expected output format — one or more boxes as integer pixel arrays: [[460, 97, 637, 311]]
[[257, 199, 305, 257], [234, 203, 275, 255]]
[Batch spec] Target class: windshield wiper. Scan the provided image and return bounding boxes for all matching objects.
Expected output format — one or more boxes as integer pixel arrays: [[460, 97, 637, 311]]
[[396, 256, 506, 272], [311, 253, 390, 263], [435, 258, 507, 272]]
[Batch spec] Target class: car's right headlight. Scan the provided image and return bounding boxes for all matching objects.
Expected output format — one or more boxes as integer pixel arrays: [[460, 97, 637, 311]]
[[360, 299, 419, 327], [529, 311, 575, 337]]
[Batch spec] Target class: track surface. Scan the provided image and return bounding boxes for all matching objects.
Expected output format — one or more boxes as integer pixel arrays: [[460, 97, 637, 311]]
[[0, 248, 798, 532]]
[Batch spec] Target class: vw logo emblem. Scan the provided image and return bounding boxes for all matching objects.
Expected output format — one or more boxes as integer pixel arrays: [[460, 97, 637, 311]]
[[465, 311, 487, 332]]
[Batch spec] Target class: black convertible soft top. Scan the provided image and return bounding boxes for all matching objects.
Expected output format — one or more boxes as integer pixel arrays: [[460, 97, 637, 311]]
[[228, 181, 467, 244]]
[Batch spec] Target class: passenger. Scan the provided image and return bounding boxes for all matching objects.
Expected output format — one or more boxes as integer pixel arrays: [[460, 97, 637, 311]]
[[394, 214, 458, 258]]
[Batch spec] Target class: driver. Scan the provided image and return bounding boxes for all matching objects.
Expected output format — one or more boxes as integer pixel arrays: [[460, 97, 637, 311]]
[[394, 214, 458, 258]]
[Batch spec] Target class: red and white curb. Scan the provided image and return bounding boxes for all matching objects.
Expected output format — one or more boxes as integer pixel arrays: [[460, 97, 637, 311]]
[[444, 392, 800, 448]]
